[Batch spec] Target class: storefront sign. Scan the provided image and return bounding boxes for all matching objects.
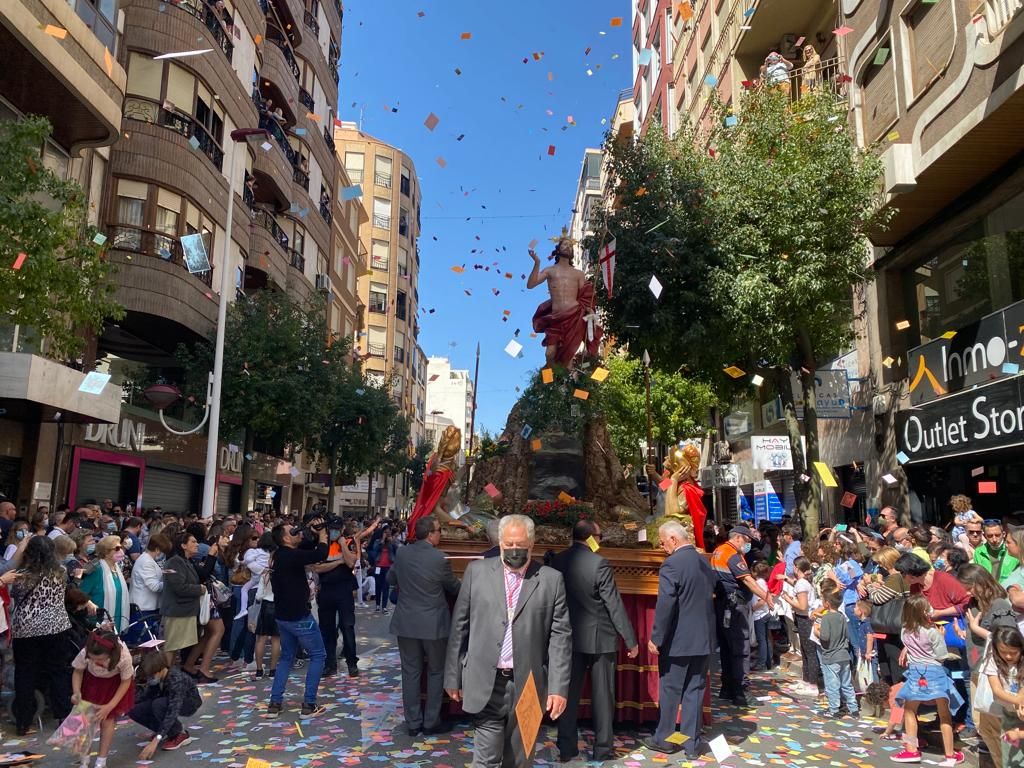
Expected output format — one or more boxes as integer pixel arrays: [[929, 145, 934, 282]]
[[84, 419, 147, 451], [752, 435, 794, 471], [907, 299, 1024, 406], [754, 479, 784, 523], [895, 376, 1024, 462], [792, 370, 852, 420], [699, 463, 740, 488], [219, 446, 243, 472]]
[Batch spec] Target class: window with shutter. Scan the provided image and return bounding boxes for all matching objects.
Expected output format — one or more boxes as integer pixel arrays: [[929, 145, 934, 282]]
[[905, 0, 954, 97], [859, 39, 899, 142]]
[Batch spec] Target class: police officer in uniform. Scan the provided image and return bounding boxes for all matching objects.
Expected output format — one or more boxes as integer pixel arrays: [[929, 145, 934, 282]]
[[710, 525, 774, 707]]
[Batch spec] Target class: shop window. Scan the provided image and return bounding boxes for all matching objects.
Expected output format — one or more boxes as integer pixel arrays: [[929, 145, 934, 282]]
[[906, 189, 1024, 343]]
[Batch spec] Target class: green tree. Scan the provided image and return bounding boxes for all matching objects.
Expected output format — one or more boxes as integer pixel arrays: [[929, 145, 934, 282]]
[[177, 290, 331, 514], [589, 88, 890, 537], [600, 356, 719, 464], [407, 439, 432, 494], [308, 371, 410, 515], [0, 117, 123, 358]]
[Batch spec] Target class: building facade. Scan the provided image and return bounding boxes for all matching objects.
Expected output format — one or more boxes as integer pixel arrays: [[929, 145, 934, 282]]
[[425, 357, 474, 455], [1, 0, 358, 517], [334, 123, 425, 515], [632, 0, 676, 136], [849, 0, 1024, 523]]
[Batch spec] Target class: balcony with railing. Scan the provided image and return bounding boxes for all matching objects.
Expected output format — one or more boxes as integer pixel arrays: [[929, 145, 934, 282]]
[[367, 342, 385, 358], [774, 57, 849, 106], [289, 249, 306, 271], [371, 253, 389, 271], [394, 347, 405, 364], [268, 37, 301, 82], [322, 125, 336, 153], [398, 214, 409, 238], [985, 0, 1024, 35], [165, 0, 234, 61], [303, 9, 320, 34], [368, 298, 387, 313], [253, 208, 290, 249], [258, 113, 298, 165], [293, 165, 310, 191], [299, 87, 315, 112], [319, 200, 332, 224], [375, 172, 392, 189], [123, 97, 224, 170], [108, 225, 214, 287], [373, 214, 391, 230]]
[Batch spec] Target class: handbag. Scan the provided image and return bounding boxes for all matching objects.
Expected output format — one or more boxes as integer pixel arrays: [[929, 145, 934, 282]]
[[198, 593, 211, 626], [941, 615, 967, 650], [975, 642, 1001, 715], [870, 595, 906, 635], [230, 565, 252, 586], [209, 578, 232, 608], [855, 658, 874, 692], [246, 599, 261, 634]]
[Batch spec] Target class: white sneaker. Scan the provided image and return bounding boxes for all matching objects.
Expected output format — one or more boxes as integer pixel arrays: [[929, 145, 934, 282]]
[[244, 661, 257, 672]]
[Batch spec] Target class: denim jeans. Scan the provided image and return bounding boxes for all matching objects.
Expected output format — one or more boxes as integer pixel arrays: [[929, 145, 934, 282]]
[[752, 616, 773, 670], [271, 615, 327, 706], [821, 661, 858, 715]]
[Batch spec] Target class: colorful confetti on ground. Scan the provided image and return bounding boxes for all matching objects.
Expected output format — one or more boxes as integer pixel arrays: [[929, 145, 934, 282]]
[[14, 608, 983, 766]]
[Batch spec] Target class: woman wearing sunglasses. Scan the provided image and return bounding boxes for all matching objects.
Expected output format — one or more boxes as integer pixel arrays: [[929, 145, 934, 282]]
[[80, 535, 131, 635]]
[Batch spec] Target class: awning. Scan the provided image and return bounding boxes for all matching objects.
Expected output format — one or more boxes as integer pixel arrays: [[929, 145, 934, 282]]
[[0, 352, 121, 424]]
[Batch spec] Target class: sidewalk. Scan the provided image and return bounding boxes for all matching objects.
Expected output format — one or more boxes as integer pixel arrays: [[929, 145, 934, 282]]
[[14, 607, 984, 767]]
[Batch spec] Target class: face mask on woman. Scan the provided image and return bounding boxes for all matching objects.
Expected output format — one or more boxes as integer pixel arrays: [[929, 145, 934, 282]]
[[113, 550, 125, 563], [14, 530, 26, 541], [85, 543, 96, 556]]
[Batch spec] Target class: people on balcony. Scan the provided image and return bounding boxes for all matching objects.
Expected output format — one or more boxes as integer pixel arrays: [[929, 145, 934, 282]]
[[760, 51, 794, 94], [801, 45, 823, 92]]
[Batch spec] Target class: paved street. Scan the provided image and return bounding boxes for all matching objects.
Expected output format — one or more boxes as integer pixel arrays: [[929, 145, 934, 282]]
[[15, 606, 983, 768]]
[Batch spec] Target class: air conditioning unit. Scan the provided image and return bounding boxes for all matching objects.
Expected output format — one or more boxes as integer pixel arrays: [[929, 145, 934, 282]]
[[315, 273, 329, 291]]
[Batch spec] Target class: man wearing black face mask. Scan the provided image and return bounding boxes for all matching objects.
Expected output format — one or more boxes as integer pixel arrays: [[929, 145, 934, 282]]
[[310, 519, 360, 678], [444, 514, 572, 768]]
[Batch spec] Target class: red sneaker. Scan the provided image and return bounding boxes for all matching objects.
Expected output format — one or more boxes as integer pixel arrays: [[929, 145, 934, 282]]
[[891, 750, 921, 763], [161, 732, 194, 751], [939, 752, 965, 767]]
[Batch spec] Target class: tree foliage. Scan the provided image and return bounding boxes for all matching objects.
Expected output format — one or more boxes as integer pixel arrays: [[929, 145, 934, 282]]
[[0, 117, 123, 358], [587, 87, 890, 537], [599, 356, 719, 464]]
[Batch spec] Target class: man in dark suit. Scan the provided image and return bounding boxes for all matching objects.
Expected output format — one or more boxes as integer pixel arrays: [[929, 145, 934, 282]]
[[388, 515, 461, 736], [643, 520, 716, 760], [551, 519, 638, 762], [444, 514, 573, 768]]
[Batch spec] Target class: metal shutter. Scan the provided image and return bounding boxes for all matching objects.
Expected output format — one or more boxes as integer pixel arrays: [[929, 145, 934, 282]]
[[216, 482, 239, 517], [75, 461, 124, 507], [143, 468, 196, 515]]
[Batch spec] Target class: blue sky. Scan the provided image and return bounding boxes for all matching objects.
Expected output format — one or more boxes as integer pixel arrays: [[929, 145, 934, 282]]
[[339, 1, 632, 435]]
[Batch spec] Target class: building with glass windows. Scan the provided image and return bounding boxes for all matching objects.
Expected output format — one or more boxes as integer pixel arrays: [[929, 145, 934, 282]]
[[333, 122, 427, 515], [1, 0, 359, 518]]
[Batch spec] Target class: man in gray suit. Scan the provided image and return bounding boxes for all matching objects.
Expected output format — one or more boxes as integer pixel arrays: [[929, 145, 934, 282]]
[[551, 519, 638, 762], [444, 514, 573, 768], [388, 515, 461, 736], [644, 520, 715, 761]]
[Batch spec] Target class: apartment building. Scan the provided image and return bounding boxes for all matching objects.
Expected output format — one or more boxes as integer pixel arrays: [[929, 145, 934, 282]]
[[0, 0, 128, 506], [849, 0, 1024, 521], [632, 0, 676, 135], [2, 0, 358, 517], [425, 357, 474, 456], [334, 123, 427, 515]]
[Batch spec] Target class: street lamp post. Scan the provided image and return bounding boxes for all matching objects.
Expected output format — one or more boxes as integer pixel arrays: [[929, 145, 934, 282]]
[[198, 127, 270, 519]]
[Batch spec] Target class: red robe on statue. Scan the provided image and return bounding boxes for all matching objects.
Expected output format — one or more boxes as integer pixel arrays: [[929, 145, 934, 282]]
[[531, 282, 603, 368], [681, 481, 708, 551], [407, 462, 455, 540]]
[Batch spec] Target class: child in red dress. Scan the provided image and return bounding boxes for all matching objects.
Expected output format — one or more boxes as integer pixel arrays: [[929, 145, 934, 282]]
[[71, 629, 135, 768]]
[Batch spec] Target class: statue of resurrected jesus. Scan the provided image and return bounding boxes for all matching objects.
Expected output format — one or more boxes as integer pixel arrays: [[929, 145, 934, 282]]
[[528, 236, 602, 370]]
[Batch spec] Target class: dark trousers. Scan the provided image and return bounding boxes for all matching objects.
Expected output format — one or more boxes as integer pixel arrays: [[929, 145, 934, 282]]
[[877, 632, 906, 685], [653, 654, 709, 757], [795, 613, 823, 691], [474, 673, 529, 768], [318, 585, 357, 670], [128, 696, 186, 739], [13, 630, 73, 730], [374, 567, 391, 608], [397, 636, 447, 730], [714, 599, 749, 698], [557, 651, 617, 759]]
